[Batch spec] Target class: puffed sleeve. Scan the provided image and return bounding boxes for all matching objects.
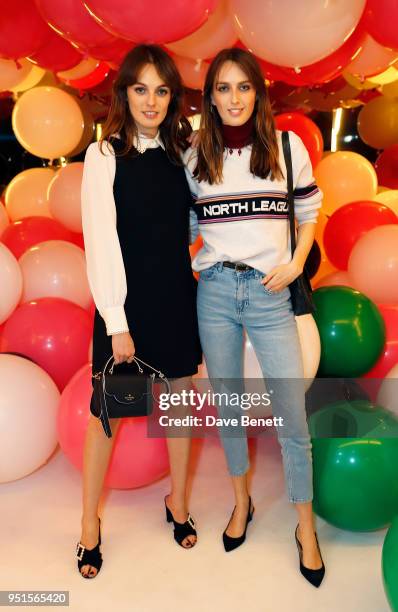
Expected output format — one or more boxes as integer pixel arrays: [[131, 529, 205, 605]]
[[288, 130, 323, 226], [81, 141, 129, 336], [183, 147, 199, 244]]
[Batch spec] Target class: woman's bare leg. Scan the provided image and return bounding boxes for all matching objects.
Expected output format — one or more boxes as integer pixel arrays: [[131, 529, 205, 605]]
[[164, 376, 197, 548], [79, 415, 122, 577]]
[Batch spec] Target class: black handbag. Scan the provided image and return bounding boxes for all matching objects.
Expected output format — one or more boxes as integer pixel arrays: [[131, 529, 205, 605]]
[[90, 354, 170, 438], [281, 130, 316, 316]]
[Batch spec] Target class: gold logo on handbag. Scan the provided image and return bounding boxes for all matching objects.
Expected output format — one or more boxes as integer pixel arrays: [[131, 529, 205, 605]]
[[124, 393, 135, 401]]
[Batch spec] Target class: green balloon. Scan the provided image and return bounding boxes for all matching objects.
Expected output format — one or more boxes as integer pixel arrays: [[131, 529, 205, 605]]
[[310, 401, 398, 531], [382, 516, 398, 612], [312, 286, 385, 377]]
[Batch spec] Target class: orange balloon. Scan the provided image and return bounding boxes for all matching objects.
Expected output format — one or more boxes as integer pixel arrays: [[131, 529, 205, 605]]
[[314, 151, 378, 215], [48, 163, 84, 233], [5, 168, 55, 221], [12, 86, 84, 159], [65, 97, 95, 157], [357, 96, 398, 149], [314, 209, 328, 251]]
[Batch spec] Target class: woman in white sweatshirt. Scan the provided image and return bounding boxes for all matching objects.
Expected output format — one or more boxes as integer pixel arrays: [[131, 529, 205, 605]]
[[184, 47, 325, 587]]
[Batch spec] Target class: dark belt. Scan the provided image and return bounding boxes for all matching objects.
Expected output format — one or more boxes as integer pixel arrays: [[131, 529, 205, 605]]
[[222, 261, 254, 272]]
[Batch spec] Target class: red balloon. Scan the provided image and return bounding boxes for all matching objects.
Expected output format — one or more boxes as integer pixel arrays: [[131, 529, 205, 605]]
[[28, 26, 82, 72], [88, 38, 134, 64], [364, 0, 398, 50], [364, 304, 398, 379], [84, 0, 216, 44], [60, 61, 110, 90], [274, 113, 324, 168], [324, 201, 398, 270], [0, 297, 93, 390], [35, 0, 116, 49], [375, 145, 398, 189], [1, 216, 84, 259], [0, 0, 49, 59]]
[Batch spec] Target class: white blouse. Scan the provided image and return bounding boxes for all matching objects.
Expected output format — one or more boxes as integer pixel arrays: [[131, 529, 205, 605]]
[[81, 132, 164, 336]]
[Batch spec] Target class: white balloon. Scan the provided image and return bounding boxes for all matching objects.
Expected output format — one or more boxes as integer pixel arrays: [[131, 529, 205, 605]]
[[295, 314, 321, 391], [0, 243, 23, 324], [0, 354, 60, 483]]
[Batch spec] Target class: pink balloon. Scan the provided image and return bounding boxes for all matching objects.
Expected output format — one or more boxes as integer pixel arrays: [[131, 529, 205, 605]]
[[19, 240, 91, 308], [314, 271, 353, 289], [1, 216, 84, 259], [84, 0, 216, 44], [0, 243, 23, 324], [364, 304, 398, 379], [47, 163, 83, 233], [364, 0, 398, 50], [35, 0, 117, 49], [345, 34, 398, 79], [166, 0, 237, 61], [57, 364, 169, 489], [0, 297, 93, 390], [348, 225, 398, 304], [173, 55, 209, 90], [229, 0, 367, 68]]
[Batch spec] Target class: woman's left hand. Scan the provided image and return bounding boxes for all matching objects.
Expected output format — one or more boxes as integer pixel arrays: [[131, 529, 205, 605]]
[[261, 260, 303, 293]]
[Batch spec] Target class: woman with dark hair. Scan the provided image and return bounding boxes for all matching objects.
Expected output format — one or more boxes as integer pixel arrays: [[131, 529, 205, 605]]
[[77, 44, 202, 578], [184, 48, 325, 587]]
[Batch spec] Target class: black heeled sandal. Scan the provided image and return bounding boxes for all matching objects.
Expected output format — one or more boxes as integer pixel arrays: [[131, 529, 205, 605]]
[[294, 524, 325, 588], [76, 517, 103, 578], [223, 496, 255, 552], [164, 496, 197, 549]]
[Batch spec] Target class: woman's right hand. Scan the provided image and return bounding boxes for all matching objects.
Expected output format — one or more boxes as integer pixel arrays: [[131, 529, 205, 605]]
[[111, 331, 135, 365]]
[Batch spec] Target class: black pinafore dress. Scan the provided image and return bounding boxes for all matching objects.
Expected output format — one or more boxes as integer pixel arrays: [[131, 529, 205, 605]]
[[90, 138, 202, 411]]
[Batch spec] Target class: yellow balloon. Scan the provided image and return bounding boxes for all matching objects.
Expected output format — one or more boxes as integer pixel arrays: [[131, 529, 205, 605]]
[[373, 190, 398, 216], [314, 151, 378, 216], [12, 86, 84, 159], [10, 65, 45, 93], [357, 96, 398, 149], [367, 66, 398, 85], [342, 69, 376, 90], [381, 79, 398, 99]]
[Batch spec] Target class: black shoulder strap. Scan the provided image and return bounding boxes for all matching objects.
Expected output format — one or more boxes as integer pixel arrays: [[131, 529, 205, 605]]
[[281, 131, 296, 256]]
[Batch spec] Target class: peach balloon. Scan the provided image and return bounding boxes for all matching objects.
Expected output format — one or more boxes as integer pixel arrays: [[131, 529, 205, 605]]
[[12, 86, 84, 159], [173, 55, 209, 90], [314, 151, 378, 216], [310, 257, 337, 287], [314, 210, 328, 252], [357, 96, 398, 149], [0, 58, 32, 92], [166, 0, 237, 60], [5, 167, 54, 221], [0, 243, 23, 324], [19, 240, 91, 309], [0, 354, 60, 484], [65, 98, 95, 158], [57, 57, 100, 82], [229, 0, 366, 68], [377, 364, 398, 418], [315, 270, 353, 289], [348, 225, 398, 304], [373, 190, 398, 216], [295, 314, 321, 390], [57, 364, 169, 489], [0, 200, 10, 236], [10, 64, 46, 93], [48, 163, 84, 233], [345, 35, 398, 79]]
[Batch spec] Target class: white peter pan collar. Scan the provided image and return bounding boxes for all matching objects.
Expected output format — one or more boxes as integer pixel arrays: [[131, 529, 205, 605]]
[[133, 130, 165, 153]]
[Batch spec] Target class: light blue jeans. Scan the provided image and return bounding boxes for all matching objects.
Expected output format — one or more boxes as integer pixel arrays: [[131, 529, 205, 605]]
[[197, 262, 313, 503]]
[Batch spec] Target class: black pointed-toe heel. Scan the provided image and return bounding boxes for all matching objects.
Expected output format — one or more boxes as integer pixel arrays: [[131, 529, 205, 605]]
[[164, 496, 197, 549], [76, 517, 103, 579], [222, 496, 255, 552], [294, 524, 325, 588]]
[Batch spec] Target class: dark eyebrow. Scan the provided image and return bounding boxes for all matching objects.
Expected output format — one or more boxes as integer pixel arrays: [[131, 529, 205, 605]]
[[134, 82, 169, 87], [215, 80, 251, 86]]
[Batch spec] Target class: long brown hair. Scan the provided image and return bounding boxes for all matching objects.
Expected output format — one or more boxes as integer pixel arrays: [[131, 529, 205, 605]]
[[100, 44, 191, 164], [194, 48, 282, 184]]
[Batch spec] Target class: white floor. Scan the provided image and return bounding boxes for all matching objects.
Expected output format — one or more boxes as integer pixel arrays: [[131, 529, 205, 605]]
[[0, 434, 391, 612]]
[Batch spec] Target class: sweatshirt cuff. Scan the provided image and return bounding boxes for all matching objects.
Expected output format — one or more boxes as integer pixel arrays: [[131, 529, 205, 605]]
[[102, 306, 129, 336]]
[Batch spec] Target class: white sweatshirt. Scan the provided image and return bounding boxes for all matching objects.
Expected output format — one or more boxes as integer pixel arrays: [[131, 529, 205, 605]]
[[183, 130, 322, 273]]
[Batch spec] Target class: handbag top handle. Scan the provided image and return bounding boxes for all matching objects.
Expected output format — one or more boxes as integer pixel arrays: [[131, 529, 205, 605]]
[[281, 131, 297, 257]]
